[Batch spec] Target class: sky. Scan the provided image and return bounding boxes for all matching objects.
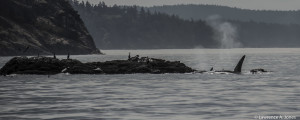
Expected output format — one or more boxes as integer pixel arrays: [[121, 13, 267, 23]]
[[80, 0, 300, 11]]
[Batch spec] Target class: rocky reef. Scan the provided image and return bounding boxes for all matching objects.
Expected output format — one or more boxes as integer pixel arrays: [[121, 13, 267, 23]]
[[0, 56, 195, 75], [0, 0, 100, 56]]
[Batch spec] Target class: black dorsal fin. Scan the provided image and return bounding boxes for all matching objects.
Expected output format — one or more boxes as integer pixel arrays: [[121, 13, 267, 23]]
[[233, 55, 246, 73]]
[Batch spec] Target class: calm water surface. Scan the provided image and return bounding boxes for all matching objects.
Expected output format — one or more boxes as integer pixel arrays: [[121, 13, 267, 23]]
[[0, 48, 299, 120]]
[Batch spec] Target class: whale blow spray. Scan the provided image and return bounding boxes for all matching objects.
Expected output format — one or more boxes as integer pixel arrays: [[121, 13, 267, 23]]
[[206, 15, 242, 48]]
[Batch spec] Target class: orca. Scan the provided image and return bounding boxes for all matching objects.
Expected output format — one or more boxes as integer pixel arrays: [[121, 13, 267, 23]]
[[214, 55, 246, 74], [196, 55, 269, 74]]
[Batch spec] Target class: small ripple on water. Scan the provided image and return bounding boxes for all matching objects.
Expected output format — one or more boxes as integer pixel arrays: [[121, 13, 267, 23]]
[[0, 73, 300, 120], [1, 50, 300, 120]]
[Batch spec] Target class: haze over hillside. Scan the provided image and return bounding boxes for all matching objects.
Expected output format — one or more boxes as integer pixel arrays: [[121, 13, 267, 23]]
[[70, 1, 216, 49], [71, 1, 300, 49], [80, 0, 300, 11], [148, 5, 300, 25]]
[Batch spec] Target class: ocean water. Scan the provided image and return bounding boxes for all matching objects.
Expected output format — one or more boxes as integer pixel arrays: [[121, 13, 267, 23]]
[[0, 48, 299, 120]]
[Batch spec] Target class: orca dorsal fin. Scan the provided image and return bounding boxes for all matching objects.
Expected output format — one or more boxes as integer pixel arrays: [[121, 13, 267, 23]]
[[233, 55, 246, 73]]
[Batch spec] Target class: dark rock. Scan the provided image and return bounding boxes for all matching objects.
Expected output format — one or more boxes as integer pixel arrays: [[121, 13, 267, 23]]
[[250, 68, 268, 74], [0, 56, 195, 75], [60, 59, 82, 67], [0, 57, 63, 75], [64, 64, 103, 74]]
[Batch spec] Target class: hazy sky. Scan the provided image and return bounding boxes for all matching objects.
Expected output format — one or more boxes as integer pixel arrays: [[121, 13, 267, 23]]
[[80, 0, 300, 11]]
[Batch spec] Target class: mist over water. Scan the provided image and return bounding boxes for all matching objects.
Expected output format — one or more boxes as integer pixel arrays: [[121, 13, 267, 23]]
[[203, 15, 244, 70], [206, 15, 242, 49]]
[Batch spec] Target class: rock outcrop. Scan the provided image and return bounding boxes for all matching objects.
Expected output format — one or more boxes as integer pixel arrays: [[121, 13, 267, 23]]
[[0, 0, 100, 56], [0, 56, 195, 75], [250, 68, 269, 74]]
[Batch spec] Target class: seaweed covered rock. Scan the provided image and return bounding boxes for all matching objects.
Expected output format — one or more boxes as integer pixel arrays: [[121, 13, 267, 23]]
[[0, 56, 195, 75], [0, 57, 63, 75]]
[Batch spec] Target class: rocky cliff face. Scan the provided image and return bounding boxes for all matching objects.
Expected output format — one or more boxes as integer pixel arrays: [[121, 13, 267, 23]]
[[0, 0, 100, 56]]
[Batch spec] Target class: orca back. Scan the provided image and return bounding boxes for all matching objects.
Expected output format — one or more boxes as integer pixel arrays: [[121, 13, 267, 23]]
[[233, 55, 246, 73]]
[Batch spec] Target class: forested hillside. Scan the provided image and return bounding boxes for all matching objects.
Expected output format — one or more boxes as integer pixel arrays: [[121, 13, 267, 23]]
[[148, 4, 300, 25], [70, 1, 300, 49], [234, 21, 300, 47], [70, 1, 216, 49]]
